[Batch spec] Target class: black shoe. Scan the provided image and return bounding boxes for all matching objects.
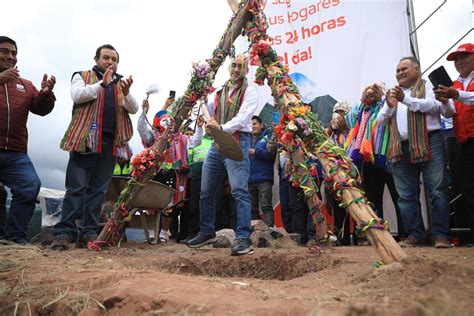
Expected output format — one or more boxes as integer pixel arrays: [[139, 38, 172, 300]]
[[179, 235, 195, 245], [231, 238, 253, 256], [76, 237, 96, 249], [0, 239, 27, 246], [51, 239, 70, 251], [186, 233, 217, 248]]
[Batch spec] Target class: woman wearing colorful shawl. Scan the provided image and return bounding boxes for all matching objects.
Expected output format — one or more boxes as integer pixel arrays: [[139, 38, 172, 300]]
[[345, 84, 404, 238]]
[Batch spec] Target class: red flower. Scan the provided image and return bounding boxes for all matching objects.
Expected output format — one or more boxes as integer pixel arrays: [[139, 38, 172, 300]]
[[274, 125, 283, 137], [281, 131, 294, 146], [309, 166, 318, 177], [291, 181, 300, 188]]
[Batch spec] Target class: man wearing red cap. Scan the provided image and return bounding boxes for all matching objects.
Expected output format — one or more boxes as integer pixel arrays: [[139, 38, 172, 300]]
[[434, 43, 474, 245]]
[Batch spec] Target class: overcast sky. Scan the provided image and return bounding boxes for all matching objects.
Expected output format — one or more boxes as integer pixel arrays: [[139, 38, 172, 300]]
[[1, 0, 472, 191]]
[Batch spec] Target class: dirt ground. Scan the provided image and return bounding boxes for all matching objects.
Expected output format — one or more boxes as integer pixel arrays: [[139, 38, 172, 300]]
[[0, 241, 473, 316]]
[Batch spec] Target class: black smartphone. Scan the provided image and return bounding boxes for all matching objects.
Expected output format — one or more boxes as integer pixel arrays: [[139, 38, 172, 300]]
[[428, 66, 453, 88], [169, 90, 176, 98]]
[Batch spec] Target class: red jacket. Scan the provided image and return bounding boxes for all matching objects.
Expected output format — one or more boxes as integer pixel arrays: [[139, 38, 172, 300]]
[[453, 77, 474, 144], [0, 78, 55, 152]]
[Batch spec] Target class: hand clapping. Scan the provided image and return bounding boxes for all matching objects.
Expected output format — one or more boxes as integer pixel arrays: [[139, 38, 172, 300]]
[[40, 73, 56, 94], [0, 68, 20, 84], [121, 75, 133, 96]]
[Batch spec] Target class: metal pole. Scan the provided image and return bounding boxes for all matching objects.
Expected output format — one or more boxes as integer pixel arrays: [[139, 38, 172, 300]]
[[407, 0, 420, 62]]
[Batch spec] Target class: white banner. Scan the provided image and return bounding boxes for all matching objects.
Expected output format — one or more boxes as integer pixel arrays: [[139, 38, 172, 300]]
[[249, 0, 412, 117]]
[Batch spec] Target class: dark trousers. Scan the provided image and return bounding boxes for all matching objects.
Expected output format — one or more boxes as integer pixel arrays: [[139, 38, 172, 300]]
[[288, 185, 315, 243], [188, 178, 201, 237], [362, 163, 405, 238], [461, 139, 474, 243], [249, 180, 274, 226], [53, 136, 115, 242]]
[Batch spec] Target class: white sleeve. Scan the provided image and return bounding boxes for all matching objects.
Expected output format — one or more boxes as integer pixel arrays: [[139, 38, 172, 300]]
[[123, 93, 139, 114], [70, 73, 102, 104], [187, 126, 203, 149], [206, 93, 216, 118], [440, 99, 456, 118], [458, 90, 474, 106], [138, 112, 153, 147], [377, 101, 396, 125], [221, 87, 258, 134], [401, 82, 443, 114]]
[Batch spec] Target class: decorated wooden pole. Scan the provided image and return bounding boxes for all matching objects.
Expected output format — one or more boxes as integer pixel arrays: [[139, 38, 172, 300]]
[[93, 2, 252, 248], [95, 0, 407, 264], [240, 0, 406, 263]]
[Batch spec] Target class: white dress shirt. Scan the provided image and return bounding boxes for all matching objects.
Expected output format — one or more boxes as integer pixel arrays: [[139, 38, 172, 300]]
[[206, 83, 258, 134], [456, 71, 474, 106], [70, 73, 139, 114], [377, 81, 455, 140]]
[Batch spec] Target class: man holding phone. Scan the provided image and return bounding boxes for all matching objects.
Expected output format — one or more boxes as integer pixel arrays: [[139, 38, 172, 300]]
[[434, 43, 474, 245], [0, 36, 56, 244]]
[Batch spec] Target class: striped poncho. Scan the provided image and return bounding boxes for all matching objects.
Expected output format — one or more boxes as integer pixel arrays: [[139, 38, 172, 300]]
[[60, 70, 133, 158]]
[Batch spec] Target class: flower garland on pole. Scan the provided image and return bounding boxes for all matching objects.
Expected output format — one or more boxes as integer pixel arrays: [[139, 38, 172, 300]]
[[242, 0, 406, 263]]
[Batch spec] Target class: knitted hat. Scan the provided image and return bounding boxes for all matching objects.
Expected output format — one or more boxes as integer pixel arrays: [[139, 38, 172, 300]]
[[333, 100, 351, 114], [153, 110, 171, 132]]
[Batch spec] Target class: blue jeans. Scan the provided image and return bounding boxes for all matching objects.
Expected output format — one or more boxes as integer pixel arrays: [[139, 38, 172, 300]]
[[53, 136, 116, 241], [0, 151, 41, 243], [199, 133, 251, 239], [249, 180, 274, 226], [391, 131, 450, 241]]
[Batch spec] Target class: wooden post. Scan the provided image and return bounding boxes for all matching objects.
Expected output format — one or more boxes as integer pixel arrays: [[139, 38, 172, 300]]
[[318, 155, 407, 263], [240, 0, 407, 263]]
